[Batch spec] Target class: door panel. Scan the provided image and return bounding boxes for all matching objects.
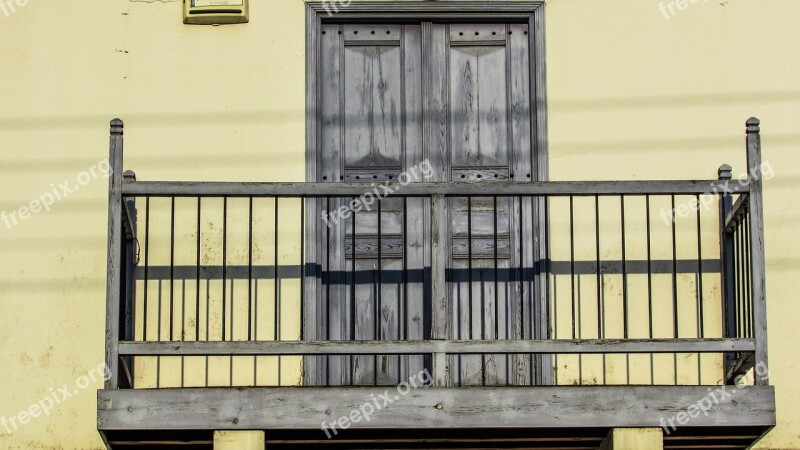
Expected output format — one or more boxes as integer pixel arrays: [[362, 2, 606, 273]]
[[310, 21, 545, 387], [450, 45, 509, 167], [343, 44, 403, 167], [436, 23, 536, 386], [313, 24, 425, 386]]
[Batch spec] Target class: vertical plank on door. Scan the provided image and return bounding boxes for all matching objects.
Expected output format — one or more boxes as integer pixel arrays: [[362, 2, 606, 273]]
[[509, 22, 534, 386], [402, 25, 427, 382], [316, 23, 344, 385]]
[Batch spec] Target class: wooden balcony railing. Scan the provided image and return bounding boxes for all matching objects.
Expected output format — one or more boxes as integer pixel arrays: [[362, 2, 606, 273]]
[[103, 118, 768, 392]]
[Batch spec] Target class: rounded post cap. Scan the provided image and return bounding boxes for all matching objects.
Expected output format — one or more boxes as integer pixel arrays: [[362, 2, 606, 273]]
[[110, 118, 124, 135], [718, 164, 733, 180], [746, 117, 760, 133], [123, 170, 137, 181]]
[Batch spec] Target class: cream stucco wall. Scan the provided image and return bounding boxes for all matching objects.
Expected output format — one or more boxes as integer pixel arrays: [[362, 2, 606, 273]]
[[0, 0, 797, 448]]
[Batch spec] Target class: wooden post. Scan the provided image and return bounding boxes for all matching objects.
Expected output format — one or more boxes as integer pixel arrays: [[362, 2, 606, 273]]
[[746, 118, 769, 385], [599, 428, 663, 450], [430, 194, 448, 387], [119, 170, 137, 389], [717, 164, 736, 375], [105, 118, 124, 389], [213, 431, 265, 450]]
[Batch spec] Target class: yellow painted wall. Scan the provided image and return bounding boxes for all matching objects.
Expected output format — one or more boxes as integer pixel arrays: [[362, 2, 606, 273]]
[[0, 0, 797, 448], [599, 428, 664, 450]]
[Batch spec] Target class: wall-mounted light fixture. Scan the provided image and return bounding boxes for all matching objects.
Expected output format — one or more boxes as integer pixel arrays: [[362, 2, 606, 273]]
[[184, 0, 249, 25]]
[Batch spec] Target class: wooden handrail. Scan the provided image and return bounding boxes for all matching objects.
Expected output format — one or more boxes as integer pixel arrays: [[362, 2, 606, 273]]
[[118, 338, 755, 357], [121, 179, 750, 197]]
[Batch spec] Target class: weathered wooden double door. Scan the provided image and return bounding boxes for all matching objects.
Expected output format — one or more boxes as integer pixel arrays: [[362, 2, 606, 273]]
[[307, 21, 547, 386]]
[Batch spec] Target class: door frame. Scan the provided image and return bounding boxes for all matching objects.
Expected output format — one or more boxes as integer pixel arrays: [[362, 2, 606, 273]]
[[304, 1, 551, 385]]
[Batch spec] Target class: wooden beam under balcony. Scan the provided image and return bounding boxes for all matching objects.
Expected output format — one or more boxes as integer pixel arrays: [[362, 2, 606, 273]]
[[118, 338, 755, 357], [97, 385, 775, 432]]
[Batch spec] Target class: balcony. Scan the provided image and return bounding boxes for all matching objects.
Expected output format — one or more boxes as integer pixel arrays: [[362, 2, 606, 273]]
[[98, 118, 774, 449]]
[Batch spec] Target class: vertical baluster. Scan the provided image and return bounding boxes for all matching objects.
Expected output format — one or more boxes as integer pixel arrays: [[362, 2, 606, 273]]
[[621, 196, 629, 384], [376, 199, 382, 386], [718, 165, 736, 375], [467, 196, 473, 341], [735, 224, 742, 338], [300, 197, 305, 342], [646, 195, 654, 384], [671, 195, 678, 339], [620, 196, 628, 339], [196, 198, 201, 343], [143, 197, 150, 343], [275, 198, 281, 386], [325, 196, 331, 387], [248, 198, 253, 341], [569, 196, 576, 340], [170, 198, 175, 342], [247, 197, 254, 385], [120, 172, 137, 389], [351, 196, 356, 385], [402, 197, 408, 342], [696, 195, 704, 337], [671, 195, 678, 385], [490, 195, 496, 339], [695, 194, 704, 384], [222, 197, 228, 342]]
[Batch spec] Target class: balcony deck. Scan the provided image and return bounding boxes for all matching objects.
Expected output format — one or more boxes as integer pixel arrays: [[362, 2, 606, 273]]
[[98, 385, 774, 449], [99, 119, 774, 449]]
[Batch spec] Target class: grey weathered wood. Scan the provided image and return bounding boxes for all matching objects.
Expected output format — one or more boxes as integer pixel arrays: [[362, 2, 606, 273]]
[[422, 23, 448, 385], [105, 118, 124, 390], [745, 118, 768, 385], [725, 352, 756, 385], [449, 24, 507, 45], [718, 164, 738, 376], [430, 194, 449, 345], [97, 385, 775, 431], [315, 22, 425, 386], [724, 193, 749, 231], [122, 180, 748, 197], [529, 7, 553, 385], [118, 338, 754, 356], [121, 170, 137, 390], [304, 3, 322, 386], [342, 24, 402, 46], [403, 24, 426, 382], [432, 352, 448, 387], [307, 1, 545, 20], [445, 19, 513, 384], [121, 175, 137, 241], [319, 22, 349, 385], [509, 22, 537, 386]]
